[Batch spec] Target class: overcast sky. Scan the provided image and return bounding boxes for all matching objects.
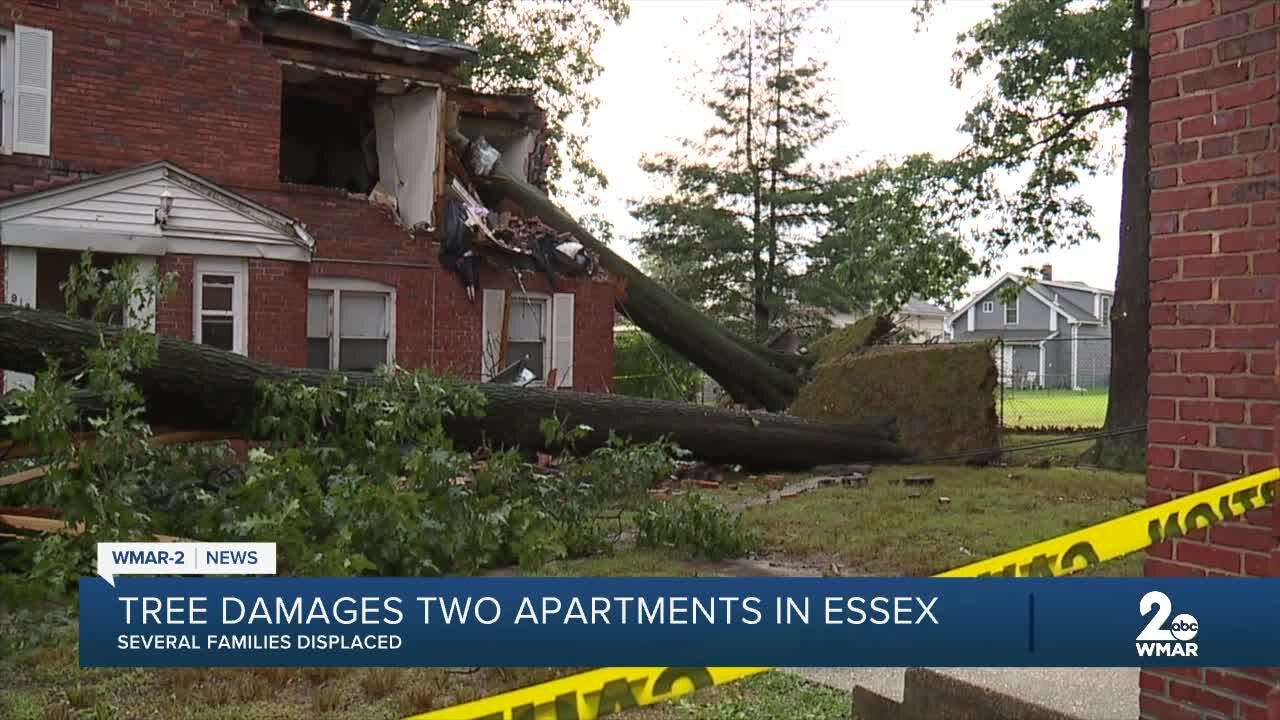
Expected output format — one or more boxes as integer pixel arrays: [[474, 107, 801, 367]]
[[566, 0, 1124, 296]]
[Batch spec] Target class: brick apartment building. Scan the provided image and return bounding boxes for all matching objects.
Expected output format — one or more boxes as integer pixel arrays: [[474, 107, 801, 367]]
[[1145, 0, 1278, 718], [0, 0, 618, 394]]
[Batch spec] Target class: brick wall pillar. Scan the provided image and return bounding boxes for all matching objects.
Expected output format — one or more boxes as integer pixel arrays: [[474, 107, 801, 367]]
[[1145, 1, 1279, 718]]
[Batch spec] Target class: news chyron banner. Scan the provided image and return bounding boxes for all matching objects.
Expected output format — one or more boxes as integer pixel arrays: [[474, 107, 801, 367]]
[[80, 467, 1280, 670]]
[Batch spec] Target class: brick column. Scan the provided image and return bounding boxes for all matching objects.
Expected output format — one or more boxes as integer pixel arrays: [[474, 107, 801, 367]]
[[1145, 1, 1278, 718]]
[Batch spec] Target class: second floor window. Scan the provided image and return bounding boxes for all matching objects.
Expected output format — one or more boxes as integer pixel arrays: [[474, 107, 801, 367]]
[[1005, 299, 1019, 325], [982, 301, 994, 313]]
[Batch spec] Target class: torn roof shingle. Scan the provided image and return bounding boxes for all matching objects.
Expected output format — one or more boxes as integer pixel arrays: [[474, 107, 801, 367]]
[[265, 5, 479, 64]]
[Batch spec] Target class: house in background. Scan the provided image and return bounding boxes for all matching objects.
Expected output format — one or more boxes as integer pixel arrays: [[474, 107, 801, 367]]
[[831, 297, 950, 342], [0, 1, 618, 394], [947, 266, 1113, 390]]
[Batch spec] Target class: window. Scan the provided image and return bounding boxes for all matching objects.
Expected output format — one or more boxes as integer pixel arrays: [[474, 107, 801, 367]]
[[1005, 299, 1019, 325], [981, 301, 994, 313], [279, 69, 440, 228], [506, 297, 548, 381], [194, 258, 247, 354], [1100, 295, 1112, 327], [482, 290, 575, 387], [3, 26, 53, 156], [307, 278, 395, 371]]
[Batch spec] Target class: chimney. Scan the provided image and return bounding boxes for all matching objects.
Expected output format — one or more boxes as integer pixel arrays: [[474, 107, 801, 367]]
[[1040, 264, 1053, 281]]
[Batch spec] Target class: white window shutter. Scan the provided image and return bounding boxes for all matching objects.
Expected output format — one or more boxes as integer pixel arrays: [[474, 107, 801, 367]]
[[480, 288, 505, 380], [551, 292, 574, 389], [13, 26, 52, 156]]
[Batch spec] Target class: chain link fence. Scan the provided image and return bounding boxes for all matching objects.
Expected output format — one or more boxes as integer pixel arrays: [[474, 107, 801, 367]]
[[993, 336, 1110, 431]]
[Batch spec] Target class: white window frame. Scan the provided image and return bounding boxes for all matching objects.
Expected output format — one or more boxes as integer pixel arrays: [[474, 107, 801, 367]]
[[193, 257, 248, 355], [308, 277, 396, 371], [506, 292, 551, 386], [1005, 298, 1019, 325], [1100, 295, 1112, 327], [981, 300, 994, 313]]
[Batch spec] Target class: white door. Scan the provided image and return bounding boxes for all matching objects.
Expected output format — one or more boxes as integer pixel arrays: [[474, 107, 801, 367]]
[[3, 246, 36, 390]]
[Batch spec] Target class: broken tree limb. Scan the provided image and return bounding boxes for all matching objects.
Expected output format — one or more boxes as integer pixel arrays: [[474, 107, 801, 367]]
[[0, 304, 907, 469], [448, 130, 812, 410]]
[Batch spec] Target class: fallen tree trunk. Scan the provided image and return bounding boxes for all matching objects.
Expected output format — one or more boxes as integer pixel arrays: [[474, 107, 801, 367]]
[[451, 130, 812, 410], [0, 305, 907, 469]]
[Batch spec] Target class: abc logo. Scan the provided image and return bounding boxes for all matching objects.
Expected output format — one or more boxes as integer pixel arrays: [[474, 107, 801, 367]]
[[1169, 613, 1199, 641]]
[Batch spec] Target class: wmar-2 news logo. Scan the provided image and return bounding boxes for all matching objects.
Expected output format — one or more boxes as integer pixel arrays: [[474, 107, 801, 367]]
[[1136, 590, 1199, 657]]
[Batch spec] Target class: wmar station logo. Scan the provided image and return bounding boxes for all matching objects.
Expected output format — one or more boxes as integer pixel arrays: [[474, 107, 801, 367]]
[[1136, 590, 1199, 658]]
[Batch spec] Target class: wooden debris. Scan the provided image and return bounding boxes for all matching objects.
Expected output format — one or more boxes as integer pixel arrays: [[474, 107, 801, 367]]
[[694, 479, 720, 489]]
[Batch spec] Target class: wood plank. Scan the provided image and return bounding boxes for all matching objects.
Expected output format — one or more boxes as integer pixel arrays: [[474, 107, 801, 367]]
[[0, 512, 185, 541], [265, 42, 458, 86]]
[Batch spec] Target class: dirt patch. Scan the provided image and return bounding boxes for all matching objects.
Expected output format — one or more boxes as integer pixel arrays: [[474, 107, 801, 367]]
[[790, 340, 999, 460]]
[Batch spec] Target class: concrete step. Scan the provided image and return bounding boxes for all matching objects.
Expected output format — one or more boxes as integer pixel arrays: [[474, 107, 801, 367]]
[[787, 667, 1138, 720]]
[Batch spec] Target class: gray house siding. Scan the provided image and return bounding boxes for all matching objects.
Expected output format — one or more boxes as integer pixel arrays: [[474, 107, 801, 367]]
[[1045, 338, 1074, 389], [951, 274, 1113, 390], [967, 281, 1053, 332]]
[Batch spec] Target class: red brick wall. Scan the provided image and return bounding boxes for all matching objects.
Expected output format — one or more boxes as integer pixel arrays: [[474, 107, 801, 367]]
[[1145, 1, 1279, 718], [0, 0, 279, 186], [0, 1, 618, 393], [247, 258, 308, 367]]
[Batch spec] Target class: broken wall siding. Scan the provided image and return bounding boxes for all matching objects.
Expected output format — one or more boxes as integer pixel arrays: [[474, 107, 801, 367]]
[[790, 342, 999, 460]]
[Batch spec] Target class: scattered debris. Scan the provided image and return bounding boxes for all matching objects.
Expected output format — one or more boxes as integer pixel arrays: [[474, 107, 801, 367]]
[[810, 463, 873, 476], [901, 475, 935, 486], [908, 491, 922, 499], [535, 452, 555, 468], [673, 460, 726, 484], [938, 496, 951, 504], [762, 474, 785, 490], [694, 479, 721, 490], [815, 473, 867, 488]]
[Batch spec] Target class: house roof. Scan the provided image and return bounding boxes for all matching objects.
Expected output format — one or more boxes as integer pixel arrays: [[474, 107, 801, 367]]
[[948, 272, 1105, 326], [901, 297, 949, 316], [0, 161, 315, 261], [1027, 280, 1097, 323], [262, 5, 479, 65], [1039, 277, 1113, 295]]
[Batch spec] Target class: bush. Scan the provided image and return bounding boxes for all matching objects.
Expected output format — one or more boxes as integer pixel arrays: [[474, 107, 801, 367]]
[[636, 493, 760, 561], [0, 252, 682, 598]]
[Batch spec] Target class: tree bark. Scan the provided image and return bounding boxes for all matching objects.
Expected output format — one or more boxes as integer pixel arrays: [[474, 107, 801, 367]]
[[456, 131, 813, 410], [1090, 0, 1149, 471], [0, 304, 906, 470]]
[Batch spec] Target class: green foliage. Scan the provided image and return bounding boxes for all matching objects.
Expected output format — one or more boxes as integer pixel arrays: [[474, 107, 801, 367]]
[[0, 253, 686, 599], [925, 0, 1135, 263], [632, 0, 974, 338], [612, 327, 704, 401], [636, 493, 760, 561]]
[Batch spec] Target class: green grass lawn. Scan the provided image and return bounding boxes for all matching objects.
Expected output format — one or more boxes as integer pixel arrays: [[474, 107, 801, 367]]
[[740, 464, 1145, 578], [1000, 387, 1108, 430]]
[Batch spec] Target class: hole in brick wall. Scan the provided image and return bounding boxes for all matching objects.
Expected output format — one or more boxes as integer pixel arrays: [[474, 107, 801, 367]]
[[279, 75, 379, 194]]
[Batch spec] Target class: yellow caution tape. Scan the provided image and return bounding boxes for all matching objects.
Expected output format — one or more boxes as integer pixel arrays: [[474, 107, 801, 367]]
[[408, 466, 1280, 719], [407, 666, 770, 719], [938, 466, 1277, 578]]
